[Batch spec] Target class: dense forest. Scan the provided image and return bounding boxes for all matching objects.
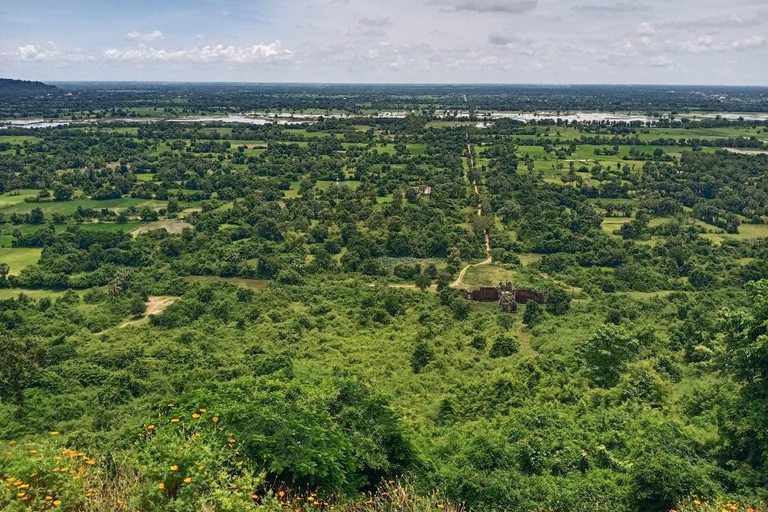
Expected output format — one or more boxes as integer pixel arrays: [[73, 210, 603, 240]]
[[1, 84, 768, 512]]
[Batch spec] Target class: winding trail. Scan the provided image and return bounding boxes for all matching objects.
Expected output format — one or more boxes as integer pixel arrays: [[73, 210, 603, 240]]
[[450, 137, 492, 288]]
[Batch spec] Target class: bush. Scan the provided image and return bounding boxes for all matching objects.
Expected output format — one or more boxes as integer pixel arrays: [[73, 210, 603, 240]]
[[411, 341, 434, 373], [489, 336, 519, 358]]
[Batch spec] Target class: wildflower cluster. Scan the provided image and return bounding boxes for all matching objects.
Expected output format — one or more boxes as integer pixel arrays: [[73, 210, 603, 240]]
[[130, 405, 264, 512], [675, 499, 765, 512], [0, 438, 98, 511]]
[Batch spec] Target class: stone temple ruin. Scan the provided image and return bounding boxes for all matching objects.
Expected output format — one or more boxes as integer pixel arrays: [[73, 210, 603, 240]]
[[461, 281, 547, 313]]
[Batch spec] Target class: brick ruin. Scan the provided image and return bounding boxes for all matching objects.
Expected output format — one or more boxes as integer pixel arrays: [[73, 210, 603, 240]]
[[461, 281, 547, 313]]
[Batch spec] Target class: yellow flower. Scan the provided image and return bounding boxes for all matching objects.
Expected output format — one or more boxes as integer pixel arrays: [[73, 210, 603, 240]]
[[184, 477, 192, 483], [167, 403, 175, 408], [158, 483, 165, 489], [170, 418, 179, 423], [192, 413, 201, 419], [199, 408, 207, 413], [170, 465, 178, 471], [45, 496, 53, 501], [53, 500, 62, 506], [50, 431, 59, 435], [694, 500, 701, 506], [147, 425, 155, 430]]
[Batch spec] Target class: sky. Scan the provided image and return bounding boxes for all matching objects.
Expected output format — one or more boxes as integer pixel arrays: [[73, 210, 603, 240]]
[[0, 0, 766, 85]]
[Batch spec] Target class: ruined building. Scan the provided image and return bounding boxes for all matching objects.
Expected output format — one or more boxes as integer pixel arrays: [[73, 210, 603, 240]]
[[461, 280, 547, 313]]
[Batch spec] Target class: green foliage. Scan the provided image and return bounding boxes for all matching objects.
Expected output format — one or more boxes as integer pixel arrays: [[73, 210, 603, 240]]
[[489, 336, 519, 358], [522, 300, 542, 326], [545, 286, 571, 315], [131, 408, 263, 512], [411, 341, 434, 373], [578, 325, 639, 388], [0, 438, 99, 512]]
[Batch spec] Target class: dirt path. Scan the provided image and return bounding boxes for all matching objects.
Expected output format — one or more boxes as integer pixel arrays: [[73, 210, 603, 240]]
[[724, 147, 768, 155], [451, 137, 492, 288], [120, 296, 176, 328]]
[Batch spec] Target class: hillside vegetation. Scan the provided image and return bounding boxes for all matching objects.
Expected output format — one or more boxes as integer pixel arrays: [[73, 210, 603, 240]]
[[1, 85, 768, 511]]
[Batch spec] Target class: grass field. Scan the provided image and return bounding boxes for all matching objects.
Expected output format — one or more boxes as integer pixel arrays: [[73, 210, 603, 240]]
[[0, 135, 42, 144], [0, 197, 164, 215], [0, 247, 42, 275]]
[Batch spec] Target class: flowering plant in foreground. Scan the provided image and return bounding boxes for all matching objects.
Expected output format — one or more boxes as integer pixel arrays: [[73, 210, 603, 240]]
[[0, 437, 98, 511], [130, 405, 265, 512]]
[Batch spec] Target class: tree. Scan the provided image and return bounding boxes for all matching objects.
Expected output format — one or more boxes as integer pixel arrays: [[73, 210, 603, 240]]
[[522, 300, 542, 326], [546, 286, 571, 315], [414, 272, 432, 292], [28, 207, 44, 224], [0, 262, 9, 281], [489, 336, 519, 358], [130, 294, 147, 317], [719, 280, 768, 470], [411, 341, 434, 373], [0, 335, 45, 407], [53, 184, 73, 201], [578, 325, 639, 388], [435, 271, 451, 291]]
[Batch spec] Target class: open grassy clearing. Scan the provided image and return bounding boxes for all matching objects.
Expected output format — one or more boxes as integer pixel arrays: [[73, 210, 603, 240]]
[[0, 247, 42, 274], [0, 197, 164, 215]]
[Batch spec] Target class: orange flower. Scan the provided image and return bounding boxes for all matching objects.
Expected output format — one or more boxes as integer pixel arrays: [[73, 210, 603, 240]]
[[167, 403, 175, 408], [147, 425, 155, 430], [212, 417, 219, 423], [192, 413, 201, 419], [199, 408, 207, 413], [158, 483, 165, 489]]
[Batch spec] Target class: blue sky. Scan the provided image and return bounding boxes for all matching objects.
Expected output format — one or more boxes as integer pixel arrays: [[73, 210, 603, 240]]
[[1, 0, 766, 84]]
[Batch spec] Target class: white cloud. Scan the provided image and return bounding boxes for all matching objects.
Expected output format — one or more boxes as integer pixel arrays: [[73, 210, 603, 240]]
[[127, 30, 164, 42], [435, 0, 538, 14], [678, 35, 766, 54], [649, 55, 673, 67], [488, 33, 536, 54], [104, 41, 294, 63], [1, 43, 91, 62], [637, 22, 655, 35]]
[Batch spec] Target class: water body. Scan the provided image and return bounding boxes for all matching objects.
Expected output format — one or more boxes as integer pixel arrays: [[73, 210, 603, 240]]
[[3, 110, 768, 130]]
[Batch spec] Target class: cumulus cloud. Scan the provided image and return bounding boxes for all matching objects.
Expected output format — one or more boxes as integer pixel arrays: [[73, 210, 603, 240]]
[[637, 22, 655, 35], [649, 55, 673, 67], [573, 1, 649, 13], [664, 10, 768, 29], [127, 30, 164, 42], [359, 16, 392, 26], [104, 41, 294, 63], [488, 33, 536, 54], [1, 43, 91, 62], [678, 35, 766, 54], [435, 0, 538, 14]]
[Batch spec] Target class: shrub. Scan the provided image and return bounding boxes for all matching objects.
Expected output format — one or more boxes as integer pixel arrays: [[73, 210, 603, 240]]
[[489, 336, 519, 358]]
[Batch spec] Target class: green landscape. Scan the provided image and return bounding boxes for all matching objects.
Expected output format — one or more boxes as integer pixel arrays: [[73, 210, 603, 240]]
[[2, 78, 768, 512]]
